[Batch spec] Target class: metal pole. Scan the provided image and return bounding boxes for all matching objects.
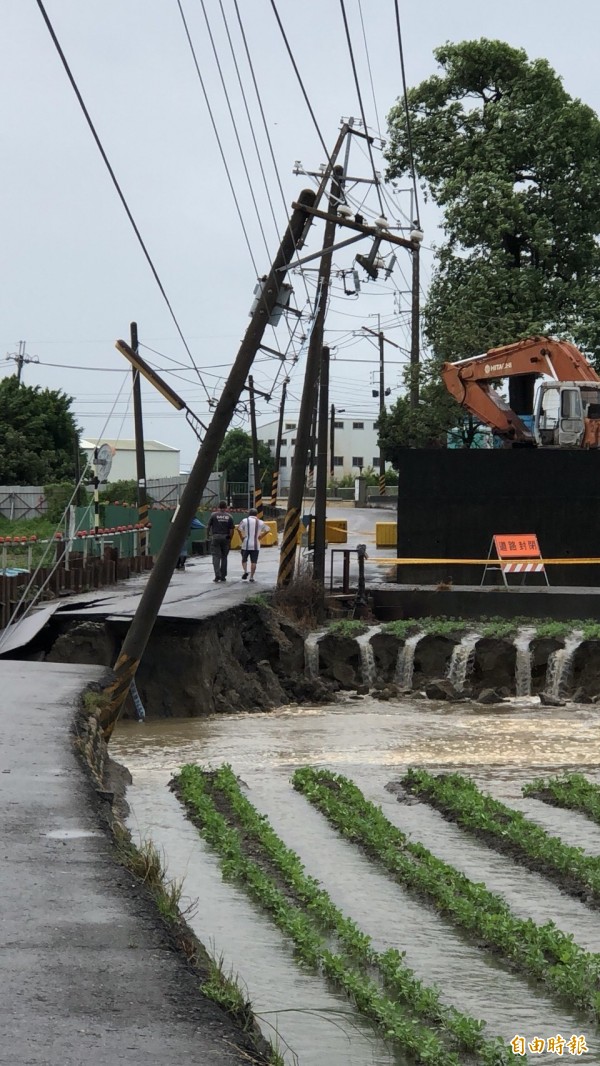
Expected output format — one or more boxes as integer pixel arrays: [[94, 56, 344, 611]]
[[98, 189, 316, 739], [313, 346, 330, 585], [248, 374, 263, 518], [355, 543, 367, 612], [131, 322, 149, 555], [271, 379, 287, 506], [378, 322, 386, 494], [278, 166, 344, 588], [93, 447, 100, 535], [410, 235, 421, 409]]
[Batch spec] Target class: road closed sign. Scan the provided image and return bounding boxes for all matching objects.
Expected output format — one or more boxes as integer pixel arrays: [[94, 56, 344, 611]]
[[482, 533, 548, 585]]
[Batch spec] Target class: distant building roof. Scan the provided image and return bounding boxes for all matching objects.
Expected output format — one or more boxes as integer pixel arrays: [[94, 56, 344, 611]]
[[81, 438, 179, 453]]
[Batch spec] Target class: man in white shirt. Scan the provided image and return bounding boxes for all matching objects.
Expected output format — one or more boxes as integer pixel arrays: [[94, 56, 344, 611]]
[[237, 508, 268, 582]]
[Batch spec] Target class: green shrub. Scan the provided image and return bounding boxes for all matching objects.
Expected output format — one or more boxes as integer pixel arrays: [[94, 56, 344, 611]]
[[44, 482, 77, 524]]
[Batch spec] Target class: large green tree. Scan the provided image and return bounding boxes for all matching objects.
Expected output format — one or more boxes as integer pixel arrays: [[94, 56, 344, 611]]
[[217, 427, 274, 486], [0, 376, 82, 484], [384, 39, 600, 448], [377, 363, 483, 465]]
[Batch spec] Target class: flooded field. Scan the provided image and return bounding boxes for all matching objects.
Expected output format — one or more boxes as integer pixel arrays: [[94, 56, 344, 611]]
[[112, 696, 600, 1064]]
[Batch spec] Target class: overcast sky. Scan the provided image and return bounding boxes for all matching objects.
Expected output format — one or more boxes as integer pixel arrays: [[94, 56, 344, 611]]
[[2, 1, 599, 470]]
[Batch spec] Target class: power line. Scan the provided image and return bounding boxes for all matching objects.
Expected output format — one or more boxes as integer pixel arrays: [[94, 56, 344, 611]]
[[393, 0, 420, 226], [231, 0, 312, 311], [338, 0, 385, 216], [198, 0, 272, 263], [176, 0, 259, 276], [34, 0, 211, 408], [269, 0, 332, 165], [217, 0, 279, 242], [357, 0, 381, 135]]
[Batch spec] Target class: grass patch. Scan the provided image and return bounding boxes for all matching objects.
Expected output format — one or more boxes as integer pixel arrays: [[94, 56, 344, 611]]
[[326, 619, 368, 638], [533, 621, 574, 640], [379, 616, 598, 642], [246, 593, 270, 608], [380, 619, 421, 639], [0, 516, 56, 539], [118, 836, 187, 923], [202, 952, 254, 1027], [479, 620, 519, 638], [420, 617, 469, 637]]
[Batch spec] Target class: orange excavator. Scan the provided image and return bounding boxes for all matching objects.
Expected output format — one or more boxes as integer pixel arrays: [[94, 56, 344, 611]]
[[441, 336, 600, 448]]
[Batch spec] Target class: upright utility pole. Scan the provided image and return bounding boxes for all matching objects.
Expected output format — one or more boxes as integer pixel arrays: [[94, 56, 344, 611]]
[[248, 374, 263, 518], [378, 325, 386, 494], [271, 379, 287, 506], [6, 340, 38, 384], [99, 189, 316, 740], [130, 322, 149, 555], [410, 222, 423, 408], [278, 167, 344, 588], [329, 403, 335, 480], [313, 345, 330, 585]]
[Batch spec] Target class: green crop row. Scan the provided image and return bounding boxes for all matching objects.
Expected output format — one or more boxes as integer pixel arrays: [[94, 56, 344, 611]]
[[523, 772, 600, 826], [195, 764, 519, 1064], [292, 767, 600, 1020], [403, 768, 600, 906], [174, 764, 461, 1065]]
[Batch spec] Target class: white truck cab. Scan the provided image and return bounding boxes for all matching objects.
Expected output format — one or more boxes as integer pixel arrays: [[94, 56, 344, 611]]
[[535, 381, 600, 447]]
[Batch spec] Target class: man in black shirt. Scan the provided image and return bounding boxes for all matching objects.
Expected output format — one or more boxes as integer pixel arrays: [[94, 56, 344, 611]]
[[206, 501, 234, 582]]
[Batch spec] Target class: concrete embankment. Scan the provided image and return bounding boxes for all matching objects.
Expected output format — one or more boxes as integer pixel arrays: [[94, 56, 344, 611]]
[[0, 659, 264, 1066]]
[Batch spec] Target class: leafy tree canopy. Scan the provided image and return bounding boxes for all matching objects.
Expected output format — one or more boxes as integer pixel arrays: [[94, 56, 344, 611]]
[[217, 427, 274, 485], [0, 376, 83, 484], [387, 39, 600, 364], [376, 359, 485, 464]]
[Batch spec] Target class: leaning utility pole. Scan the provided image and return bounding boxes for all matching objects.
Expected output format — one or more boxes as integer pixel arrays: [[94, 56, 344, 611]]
[[130, 322, 149, 555], [277, 167, 344, 588], [98, 189, 316, 740], [271, 378, 287, 506], [248, 374, 263, 518]]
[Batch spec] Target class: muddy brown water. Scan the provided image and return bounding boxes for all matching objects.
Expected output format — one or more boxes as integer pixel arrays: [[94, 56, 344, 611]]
[[112, 696, 600, 1064]]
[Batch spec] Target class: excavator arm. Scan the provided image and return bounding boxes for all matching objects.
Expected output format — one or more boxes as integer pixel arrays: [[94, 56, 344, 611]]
[[441, 336, 600, 441]]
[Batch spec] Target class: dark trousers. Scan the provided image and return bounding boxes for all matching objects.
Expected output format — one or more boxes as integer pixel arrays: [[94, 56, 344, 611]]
[[211, 535, 230, 578]]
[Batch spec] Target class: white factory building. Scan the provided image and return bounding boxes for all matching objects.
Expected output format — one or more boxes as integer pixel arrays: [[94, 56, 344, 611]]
[[258, 415, 386, 489], [81, 438, 180, 483]]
